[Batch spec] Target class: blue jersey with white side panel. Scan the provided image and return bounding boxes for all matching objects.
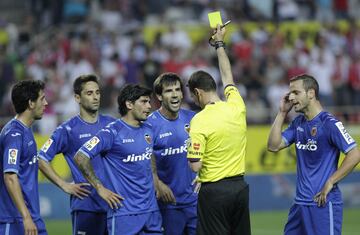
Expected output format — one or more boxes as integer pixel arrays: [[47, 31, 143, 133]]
[[78, 119, 159, 217], [38, 114, 116, 213], [0, 119, 41, 222], [146, 109, 197, 209], [282, 111, 357, 205]]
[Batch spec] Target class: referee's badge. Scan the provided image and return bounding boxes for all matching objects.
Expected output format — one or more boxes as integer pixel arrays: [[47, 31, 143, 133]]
[[144, 134, 152, 144], [311, 126, 317, 136], [184, 124, 190, 133]]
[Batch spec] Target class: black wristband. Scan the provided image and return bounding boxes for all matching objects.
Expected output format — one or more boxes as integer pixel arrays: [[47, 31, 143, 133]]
[[214, 41, 226, 50]]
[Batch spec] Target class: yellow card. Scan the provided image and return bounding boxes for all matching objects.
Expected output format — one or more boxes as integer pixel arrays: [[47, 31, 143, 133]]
[[208, 11, 223, 28]]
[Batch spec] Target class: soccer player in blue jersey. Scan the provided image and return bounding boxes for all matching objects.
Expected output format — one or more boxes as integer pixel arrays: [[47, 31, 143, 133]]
[[147, 72, 197, 235], [74, 84, 162, 234], [268, 74, 360, 235], [38, 74, 116, 235], [0, 80, 48, 235]]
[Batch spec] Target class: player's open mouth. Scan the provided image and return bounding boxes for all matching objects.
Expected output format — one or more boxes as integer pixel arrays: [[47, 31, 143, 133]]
[[170, 100, 180, 105]]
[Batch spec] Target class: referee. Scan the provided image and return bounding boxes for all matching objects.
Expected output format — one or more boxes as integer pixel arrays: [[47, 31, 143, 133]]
[[187, 24, 250, 235]]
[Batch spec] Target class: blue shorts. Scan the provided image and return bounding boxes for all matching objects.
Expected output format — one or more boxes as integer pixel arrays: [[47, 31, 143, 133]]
[[0, 218, 47, 235], [108, 211, 162, 235], [284, 202, 342, 235], [161, 206, 197, 235], [72, 210, 108, 235]]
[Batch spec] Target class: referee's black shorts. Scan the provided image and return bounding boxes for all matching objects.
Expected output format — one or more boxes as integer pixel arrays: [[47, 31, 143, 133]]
[[197, 175, 251, 235]]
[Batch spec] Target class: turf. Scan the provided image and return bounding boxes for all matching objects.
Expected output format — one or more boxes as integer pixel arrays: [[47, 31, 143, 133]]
[[44, 208, 360, 235]]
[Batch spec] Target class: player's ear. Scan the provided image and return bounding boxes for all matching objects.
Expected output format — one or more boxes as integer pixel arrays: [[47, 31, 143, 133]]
[[28, 99, 35, 110], [156, 94, 163, 102], [125, 100, 133, 110], [74, 94, 81, 104], [194, 88, 199, 96], [308, 89, 315, 99]]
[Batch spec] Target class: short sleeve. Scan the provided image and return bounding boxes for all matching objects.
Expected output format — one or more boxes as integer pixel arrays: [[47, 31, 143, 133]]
[[327, 120, 357, 154], [38, 125, 68, 162], [224, 85, 245, 109], [187, 118, 206, 162], [2, 129, 23, 174], [282, 119, 296, 147], [78, 126, 116, 159]]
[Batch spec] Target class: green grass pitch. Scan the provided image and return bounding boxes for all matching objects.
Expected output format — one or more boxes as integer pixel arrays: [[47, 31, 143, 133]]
[[44, 208, 359, 235]]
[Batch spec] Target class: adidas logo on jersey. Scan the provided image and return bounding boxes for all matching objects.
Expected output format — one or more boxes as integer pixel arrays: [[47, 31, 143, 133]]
[[161, 142, 187, 156], [123, 147, 152, 162], [296, 139, 318, 151]]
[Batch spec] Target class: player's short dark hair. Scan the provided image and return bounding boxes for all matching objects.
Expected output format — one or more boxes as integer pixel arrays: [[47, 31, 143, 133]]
[[153, 72, 184, 96], [117, 84, 152, 116], [73, 74, 99, 95], [290, 74, 319, 100], [11, 80, 45, 114], [187, 70, 217, 93]]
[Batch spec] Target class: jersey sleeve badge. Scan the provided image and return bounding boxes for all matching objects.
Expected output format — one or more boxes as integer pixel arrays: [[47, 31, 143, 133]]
[[85, 136, 100, 151], [8, 149, 18, 164], [41, 139, 54, 153]]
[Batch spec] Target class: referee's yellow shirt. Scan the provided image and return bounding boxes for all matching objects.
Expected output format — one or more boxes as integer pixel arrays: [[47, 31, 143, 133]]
[[187, 85, 247, 183]]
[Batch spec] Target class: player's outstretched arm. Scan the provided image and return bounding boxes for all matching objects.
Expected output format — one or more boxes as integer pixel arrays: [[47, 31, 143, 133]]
[[74, 151, 124, 209], [268, 94, 293, 152], [39, 159, 90, 199], [4, 173, 37, 235], [214, 24, 234, 88], [314, 147, 360, 206]]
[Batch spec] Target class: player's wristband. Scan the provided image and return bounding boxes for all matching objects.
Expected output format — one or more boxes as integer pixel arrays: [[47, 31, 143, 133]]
[[214, 41, 226, 50]]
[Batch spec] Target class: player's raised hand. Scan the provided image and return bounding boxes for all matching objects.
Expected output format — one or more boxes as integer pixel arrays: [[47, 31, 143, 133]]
[[157, 180, 176, 204], [97, 185, 124, 209], [23, 216, 37, 235], [62, 182, 91, 199], [279, 93, 293, 114], [313, 180, 334, 207]]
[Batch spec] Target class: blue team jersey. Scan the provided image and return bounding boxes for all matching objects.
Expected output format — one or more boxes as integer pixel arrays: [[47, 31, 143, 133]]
[[0, 119, 41, 222], [38, 114, 116, 213], [146, 109, 197, 209], [282, 111, 357, 205], [78, 119, 159, 217]]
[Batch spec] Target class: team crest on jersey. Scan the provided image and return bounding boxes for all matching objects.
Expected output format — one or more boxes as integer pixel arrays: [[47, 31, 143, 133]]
[[311, 127, 317, 136], [144, 134, 151, 144], [41, 139, 53, 153], [8, 149, 18, 165], [184, 124, 190, 133], [85, 137, 100, 151]]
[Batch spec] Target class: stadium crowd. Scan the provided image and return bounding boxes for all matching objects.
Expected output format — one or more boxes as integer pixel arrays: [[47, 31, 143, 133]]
[[1, 0, 360, 134]]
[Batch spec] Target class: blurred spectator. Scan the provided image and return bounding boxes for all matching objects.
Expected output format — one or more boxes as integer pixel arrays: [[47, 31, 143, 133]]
[[308, 52, 334, 107], [316, 0, 334, 23], [333, 0, 349, 19], [332, 51, 350, 106], [246, 89, 269, 124], [348, 54, 360, 105], [0, 46, 15, 109]]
